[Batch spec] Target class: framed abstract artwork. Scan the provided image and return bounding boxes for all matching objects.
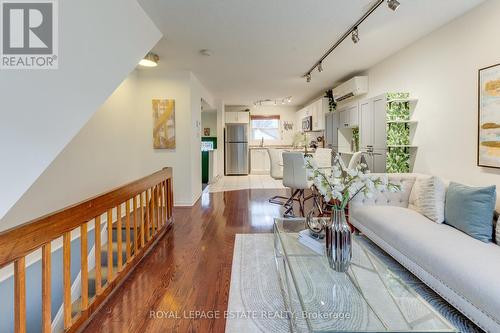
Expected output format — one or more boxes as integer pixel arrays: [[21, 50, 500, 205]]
[[478, 63, 500, 168], [152, 99, 176, 149]]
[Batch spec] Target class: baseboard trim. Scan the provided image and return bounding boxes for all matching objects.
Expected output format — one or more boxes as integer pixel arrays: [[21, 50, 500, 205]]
[[174, 191, 201, 207]]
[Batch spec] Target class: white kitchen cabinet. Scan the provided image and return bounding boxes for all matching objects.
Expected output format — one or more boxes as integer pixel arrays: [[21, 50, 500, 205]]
[[325, 112, 339, 148], [250, 149, 270, 174], [359, 94, 386, 150], [362, 150, 386, 173], [338, 103, 359, 128], [296, 97, 329, 131], [225, 111, 249, 124]]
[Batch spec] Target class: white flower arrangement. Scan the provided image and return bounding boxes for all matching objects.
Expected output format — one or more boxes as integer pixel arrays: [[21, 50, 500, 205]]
[[305, 155, 401, 210]]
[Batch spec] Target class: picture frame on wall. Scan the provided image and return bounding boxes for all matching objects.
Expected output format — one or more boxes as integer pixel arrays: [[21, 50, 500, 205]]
[[152, 99, 176, 149], [478, 63, 500, 168]]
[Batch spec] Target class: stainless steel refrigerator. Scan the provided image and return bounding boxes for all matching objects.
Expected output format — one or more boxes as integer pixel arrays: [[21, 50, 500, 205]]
[[225, 124, 249, 175]]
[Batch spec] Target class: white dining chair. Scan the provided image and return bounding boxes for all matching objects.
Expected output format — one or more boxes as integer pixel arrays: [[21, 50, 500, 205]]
[[348, 151, 369, 171], [313, 148, 332, 168], [267, 148, 289, 205], [282, 152, 313, 217]]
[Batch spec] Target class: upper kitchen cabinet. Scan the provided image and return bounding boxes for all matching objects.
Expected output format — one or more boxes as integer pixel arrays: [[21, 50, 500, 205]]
[[296, 97, 329, 131], [337, 102, 359, 128], [225, 111, 249, 124]]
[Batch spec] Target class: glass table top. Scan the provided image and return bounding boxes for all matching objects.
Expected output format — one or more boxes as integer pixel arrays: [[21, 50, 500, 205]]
[[273, 218, 457, 333]]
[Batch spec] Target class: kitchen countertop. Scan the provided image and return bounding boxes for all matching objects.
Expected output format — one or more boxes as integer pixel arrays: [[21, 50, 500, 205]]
[[249, 145, 294, 149]]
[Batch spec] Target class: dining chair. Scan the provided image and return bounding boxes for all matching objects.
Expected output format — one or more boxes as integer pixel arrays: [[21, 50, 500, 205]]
[[282, 152, 314, 217], [348, 151, 369, 171], [267, 148, 289, 205], [313, 148, 332, 168]]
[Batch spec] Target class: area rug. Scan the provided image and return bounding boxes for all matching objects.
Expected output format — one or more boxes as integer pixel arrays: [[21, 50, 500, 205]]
[[225, 233, 483, 333]]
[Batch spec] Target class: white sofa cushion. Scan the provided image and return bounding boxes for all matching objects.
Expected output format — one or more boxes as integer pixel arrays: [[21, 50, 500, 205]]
[[408, 176, 446, 223], [350, 205, 500, 328]]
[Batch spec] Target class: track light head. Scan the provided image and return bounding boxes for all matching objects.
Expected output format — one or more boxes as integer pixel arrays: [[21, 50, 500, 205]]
[[318, 62, 323, 73], [351, 27, 360, 44], [387, 0, 400, 11], [306, 73, 311, 83]]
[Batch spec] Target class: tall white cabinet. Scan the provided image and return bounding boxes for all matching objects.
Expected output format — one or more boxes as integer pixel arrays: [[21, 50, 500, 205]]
[[359, 94, 387, 172]]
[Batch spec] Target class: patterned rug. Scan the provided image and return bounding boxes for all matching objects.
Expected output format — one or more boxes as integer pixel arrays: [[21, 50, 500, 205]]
[[225, 233, 483, 333]]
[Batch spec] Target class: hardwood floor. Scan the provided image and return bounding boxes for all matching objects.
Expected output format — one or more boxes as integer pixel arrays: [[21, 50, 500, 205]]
[[82, 188, 307, 333]]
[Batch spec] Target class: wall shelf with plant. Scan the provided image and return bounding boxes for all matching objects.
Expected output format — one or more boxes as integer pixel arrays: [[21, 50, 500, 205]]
[[385, 93, 418, 173]]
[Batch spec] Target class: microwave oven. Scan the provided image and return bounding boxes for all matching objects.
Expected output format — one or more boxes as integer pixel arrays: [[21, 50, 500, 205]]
[[302, 116, 312, 131]]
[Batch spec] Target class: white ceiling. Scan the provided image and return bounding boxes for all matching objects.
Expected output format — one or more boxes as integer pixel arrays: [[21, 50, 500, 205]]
[[139, 0, 484, 106]]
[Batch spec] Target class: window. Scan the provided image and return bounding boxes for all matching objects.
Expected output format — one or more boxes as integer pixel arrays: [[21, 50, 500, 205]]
[[251, 115, 280, 141]]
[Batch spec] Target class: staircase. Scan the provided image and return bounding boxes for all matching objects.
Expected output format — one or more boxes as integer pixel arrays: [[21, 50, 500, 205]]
[[0, 168, 173, 333], [70, 208, 159, 319]]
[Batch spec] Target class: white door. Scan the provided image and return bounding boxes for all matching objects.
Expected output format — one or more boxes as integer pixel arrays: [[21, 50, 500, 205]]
[[372, 96, 387, 150], [348, 104, 359, 127], [359, 99, 373, 149]]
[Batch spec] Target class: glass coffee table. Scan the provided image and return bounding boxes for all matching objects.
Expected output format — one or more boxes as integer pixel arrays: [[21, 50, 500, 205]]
[[273, 218, 457, 333]]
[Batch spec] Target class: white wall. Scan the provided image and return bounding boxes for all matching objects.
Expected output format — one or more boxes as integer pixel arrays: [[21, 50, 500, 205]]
[[201, 112, 217, 137], [0, 0, 162, 220], [361, 0, 500, 204], [215, 100, 226, 176], [0, 69, 213, 231]]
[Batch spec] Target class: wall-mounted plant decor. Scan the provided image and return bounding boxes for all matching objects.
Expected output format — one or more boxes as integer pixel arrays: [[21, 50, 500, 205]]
[[386, 92, 410, 121], [325, 89, 337, 112], [387, 148, 410, 173], [387, 123, 410, 146]]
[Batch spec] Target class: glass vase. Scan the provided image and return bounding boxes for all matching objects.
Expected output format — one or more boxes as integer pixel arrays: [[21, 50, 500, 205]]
[[325, 208, 352, 272]]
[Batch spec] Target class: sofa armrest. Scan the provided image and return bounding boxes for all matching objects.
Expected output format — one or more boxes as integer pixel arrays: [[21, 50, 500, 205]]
[[350, 173, 418, 210]]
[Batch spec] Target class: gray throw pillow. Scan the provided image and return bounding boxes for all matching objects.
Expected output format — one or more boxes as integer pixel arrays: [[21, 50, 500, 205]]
[[444, 182, 496, 243]]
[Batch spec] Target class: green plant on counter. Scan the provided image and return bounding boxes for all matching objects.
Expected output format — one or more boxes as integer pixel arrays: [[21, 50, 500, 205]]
[[352, 128, 360, 151], [387, 123, 410, 146], [325, 89, 337, 112], [387, 148, 410, 173]]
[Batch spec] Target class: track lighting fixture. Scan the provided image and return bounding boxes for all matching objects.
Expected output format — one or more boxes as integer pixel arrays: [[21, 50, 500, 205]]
[[317, 62, 323, 73], [253, 96, 293, 106], [387, 0, 400, 11], [351, 27, 360, 44], [303, 0, 400, 78]]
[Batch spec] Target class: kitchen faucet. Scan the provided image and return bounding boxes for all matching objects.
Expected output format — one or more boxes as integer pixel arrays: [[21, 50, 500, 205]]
[[260, 137, 264, 147]]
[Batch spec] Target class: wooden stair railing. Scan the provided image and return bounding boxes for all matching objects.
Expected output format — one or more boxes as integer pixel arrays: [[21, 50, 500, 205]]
[[0, 168, 174, 333]]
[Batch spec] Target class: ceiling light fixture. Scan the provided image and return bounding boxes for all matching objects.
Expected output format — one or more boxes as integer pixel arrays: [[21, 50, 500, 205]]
[[302, 0, 398, 78], [387, 0, 400, 11], [351, 27, 360, 44], [139, 52, 159, 67], [317, 62, 323, 73], [200, 49, 213, 56]]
